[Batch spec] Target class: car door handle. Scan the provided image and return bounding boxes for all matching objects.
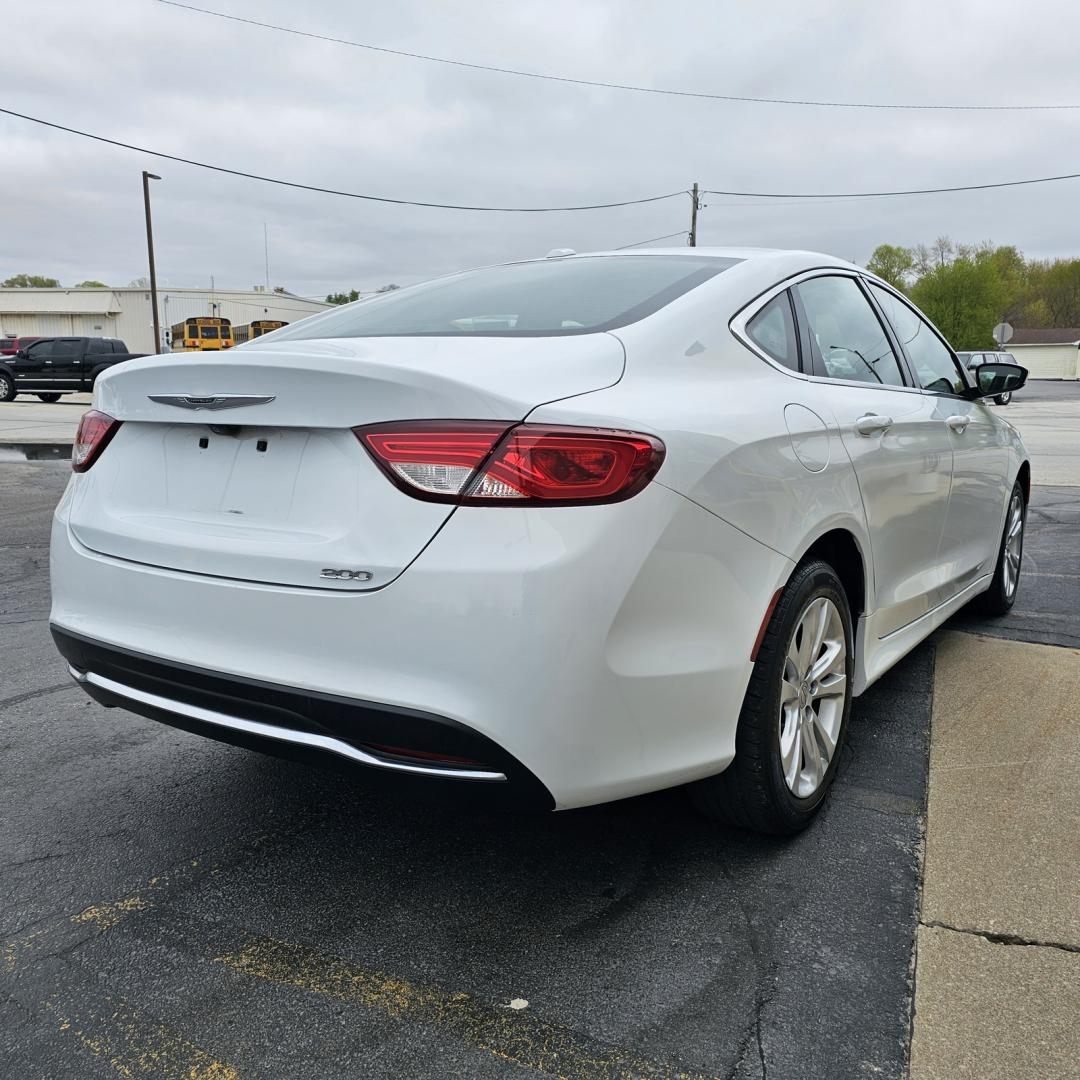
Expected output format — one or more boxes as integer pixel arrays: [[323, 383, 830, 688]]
[[854, 413, 894, 436], [946, 414, 971, 434]]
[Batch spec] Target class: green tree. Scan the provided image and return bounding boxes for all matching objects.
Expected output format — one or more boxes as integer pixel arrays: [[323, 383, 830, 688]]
[[2, 273, 60, 287], [1024, 259, 1080, 326], [326, 289, 360, 305], [74, 279, 107, 288], [909, 256, 1007, 348], [865, 244, 915, 290]]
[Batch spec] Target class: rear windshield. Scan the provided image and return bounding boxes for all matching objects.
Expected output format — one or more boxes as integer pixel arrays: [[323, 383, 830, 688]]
[[0, 339, 15, 349], [273, 255, 740, 340]]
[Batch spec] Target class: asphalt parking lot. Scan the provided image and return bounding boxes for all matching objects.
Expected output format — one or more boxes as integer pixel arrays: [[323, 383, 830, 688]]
[[2, 384, 1078, 1079]]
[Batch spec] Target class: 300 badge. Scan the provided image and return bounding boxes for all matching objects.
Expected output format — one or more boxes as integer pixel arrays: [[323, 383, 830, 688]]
[[320, 568, 374, 582]]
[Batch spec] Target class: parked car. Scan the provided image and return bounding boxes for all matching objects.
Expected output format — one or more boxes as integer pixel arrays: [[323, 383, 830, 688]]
[[956, 350, 1020, 404], [0, 337, 146, 402], [50, 249, 1029, 833], [0, 335, 41, 356]]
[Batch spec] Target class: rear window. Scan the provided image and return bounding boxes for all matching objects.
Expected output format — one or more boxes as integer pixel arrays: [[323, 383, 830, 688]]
[[0, 339, 15, 350], [273, 255, 741, 340]]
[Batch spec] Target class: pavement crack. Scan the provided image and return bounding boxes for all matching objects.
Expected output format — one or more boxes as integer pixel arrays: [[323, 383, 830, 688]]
[[920, 919, 1080, 955]]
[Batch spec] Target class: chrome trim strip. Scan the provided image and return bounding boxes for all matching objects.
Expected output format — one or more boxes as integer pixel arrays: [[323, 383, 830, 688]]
[[729, 267, 925, 396], [147, 394, 275, 411], [68, 666, 507, 783]]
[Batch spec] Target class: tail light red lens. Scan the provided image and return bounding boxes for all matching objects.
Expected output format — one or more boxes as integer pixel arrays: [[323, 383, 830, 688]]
[[357, 421, 664, 505], [72, 410, 121, 472]]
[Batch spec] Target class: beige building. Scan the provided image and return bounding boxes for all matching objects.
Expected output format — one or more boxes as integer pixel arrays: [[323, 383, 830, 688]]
[[1007, 328, 1080, 380], [0, 286, 331, 354]]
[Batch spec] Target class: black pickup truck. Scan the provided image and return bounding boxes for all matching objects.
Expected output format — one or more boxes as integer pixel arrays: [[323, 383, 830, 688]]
[[0, 337, 148, 402]]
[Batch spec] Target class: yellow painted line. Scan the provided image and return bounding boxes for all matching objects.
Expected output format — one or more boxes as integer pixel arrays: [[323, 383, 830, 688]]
[[216, 935, 718, 1080], [47, 992, 240, 1080], [72, 895, 153, 930]]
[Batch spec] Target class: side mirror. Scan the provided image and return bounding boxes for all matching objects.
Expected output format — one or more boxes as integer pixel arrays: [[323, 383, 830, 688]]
[[16, 349, 28, 359], [971, 362, 1027, 399]]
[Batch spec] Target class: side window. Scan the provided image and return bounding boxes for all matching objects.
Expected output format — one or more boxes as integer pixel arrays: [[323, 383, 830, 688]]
[[87, 339, 110, 354], [27, 340, 55, 358], [869, 283, 966, 395], [746, 292, 800, 371], [794, 276, 906, 386], [53, 340, 83, 356]]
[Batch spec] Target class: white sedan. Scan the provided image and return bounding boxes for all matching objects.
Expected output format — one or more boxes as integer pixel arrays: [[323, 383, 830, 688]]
[[50, 248, 1029, 832]]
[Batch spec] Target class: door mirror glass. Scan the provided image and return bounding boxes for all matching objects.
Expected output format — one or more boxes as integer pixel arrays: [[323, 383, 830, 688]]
[[975, 362, 1027, 398]]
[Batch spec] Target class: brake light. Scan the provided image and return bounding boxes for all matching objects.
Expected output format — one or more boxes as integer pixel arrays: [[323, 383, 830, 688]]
[[72, 410, 121, 472], [357, 421, 664, 505]]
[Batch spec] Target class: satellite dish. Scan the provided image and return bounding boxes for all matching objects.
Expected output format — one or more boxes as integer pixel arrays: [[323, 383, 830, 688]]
[[993, 322, 1014, 345], [546, 248, 576, 258]]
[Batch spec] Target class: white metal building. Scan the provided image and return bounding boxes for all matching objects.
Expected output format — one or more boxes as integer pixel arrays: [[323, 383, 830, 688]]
[[0, 286, 331, 354], [1007, 328, 1080, 380]]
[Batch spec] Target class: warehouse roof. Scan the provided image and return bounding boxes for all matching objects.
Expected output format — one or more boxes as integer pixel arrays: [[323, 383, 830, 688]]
[[1009, 328, 1080, 345], [0, 289, 122, 314]]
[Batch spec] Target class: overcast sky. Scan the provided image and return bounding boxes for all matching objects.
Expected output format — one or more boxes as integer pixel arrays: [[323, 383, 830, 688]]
[[3, 0, 1080, 296]]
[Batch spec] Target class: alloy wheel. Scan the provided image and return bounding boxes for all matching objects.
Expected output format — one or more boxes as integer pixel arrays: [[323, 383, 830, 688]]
[[779, 596, 848, 798], [1003, 492, 1024, 599]]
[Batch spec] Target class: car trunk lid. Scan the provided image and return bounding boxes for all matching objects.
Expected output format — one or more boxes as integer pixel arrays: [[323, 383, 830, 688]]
[[68, 335, 624, 590]]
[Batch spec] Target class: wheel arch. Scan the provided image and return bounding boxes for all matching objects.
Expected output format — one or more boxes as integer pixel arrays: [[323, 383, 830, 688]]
[[1016, 459, 1031, 505], [88, 363, 112, 386], [793, 527, 868, 619]]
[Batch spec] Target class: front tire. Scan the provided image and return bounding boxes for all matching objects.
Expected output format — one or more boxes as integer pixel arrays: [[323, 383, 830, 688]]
[[994, 391, 1013, 405], [0, 372, 16, 402], [973, 483, 1025, 616], [689, 559, 854, 834], [36, 392, 62, 403]]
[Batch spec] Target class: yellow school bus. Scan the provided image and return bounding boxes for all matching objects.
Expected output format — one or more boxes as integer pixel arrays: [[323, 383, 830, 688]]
[[169, 317, 234, 351], [233, 320, 289, 344]]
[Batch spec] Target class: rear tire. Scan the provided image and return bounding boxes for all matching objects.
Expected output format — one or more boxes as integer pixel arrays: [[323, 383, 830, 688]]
[[0, 372, 16, 402], [973, 483, 1025, 616], [688, 559, 854, 834], [36, 392, 62, 403]]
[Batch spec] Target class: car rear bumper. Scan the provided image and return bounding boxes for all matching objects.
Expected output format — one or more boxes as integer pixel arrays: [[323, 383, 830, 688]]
[[50, 481, 792, 808], [54, 626, 553, 810]]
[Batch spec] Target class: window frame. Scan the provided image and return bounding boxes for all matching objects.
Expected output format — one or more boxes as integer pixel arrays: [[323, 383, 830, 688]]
[[795, 275, 913, 389], [863, 278, 972, 398], [745, 289, 804, 373], [731, 267, 924, 395]]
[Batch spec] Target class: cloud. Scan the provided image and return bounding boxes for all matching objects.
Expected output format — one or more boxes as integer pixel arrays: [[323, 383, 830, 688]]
[[3, 0, 1080, 295]]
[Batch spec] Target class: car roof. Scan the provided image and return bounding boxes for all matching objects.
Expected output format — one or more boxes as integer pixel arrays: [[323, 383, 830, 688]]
[[542, 246, 868, 282]]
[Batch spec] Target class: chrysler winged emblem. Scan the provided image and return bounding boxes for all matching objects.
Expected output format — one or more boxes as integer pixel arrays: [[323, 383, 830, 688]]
[[147, 394, 276, 411]]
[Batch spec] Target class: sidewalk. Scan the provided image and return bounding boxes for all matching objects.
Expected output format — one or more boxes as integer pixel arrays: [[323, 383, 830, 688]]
[[0, 394, 91, 445], [910, 632, 1080, 1079]]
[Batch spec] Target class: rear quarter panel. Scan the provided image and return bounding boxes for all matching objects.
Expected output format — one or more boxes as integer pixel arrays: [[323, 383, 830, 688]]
[[526, 262, 875, 607]]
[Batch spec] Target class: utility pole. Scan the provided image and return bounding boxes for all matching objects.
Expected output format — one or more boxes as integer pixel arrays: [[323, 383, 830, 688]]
[[688, 182, 700, 247], [263, 223, 270, 293], [142, 171, 162, 352]]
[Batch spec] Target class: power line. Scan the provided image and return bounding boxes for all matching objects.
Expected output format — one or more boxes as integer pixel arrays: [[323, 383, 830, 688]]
[[156, 0, 1080, 112], [0, 108, 685, 213], [704, 172, 1080, 198], [614, 230, 689, 250], [6, 105, 1080, 208]]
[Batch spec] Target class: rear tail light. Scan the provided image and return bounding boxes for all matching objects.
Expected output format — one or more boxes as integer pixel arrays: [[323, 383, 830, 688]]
[[357, 421, 664, 505], [72, 410, 121, 472]]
